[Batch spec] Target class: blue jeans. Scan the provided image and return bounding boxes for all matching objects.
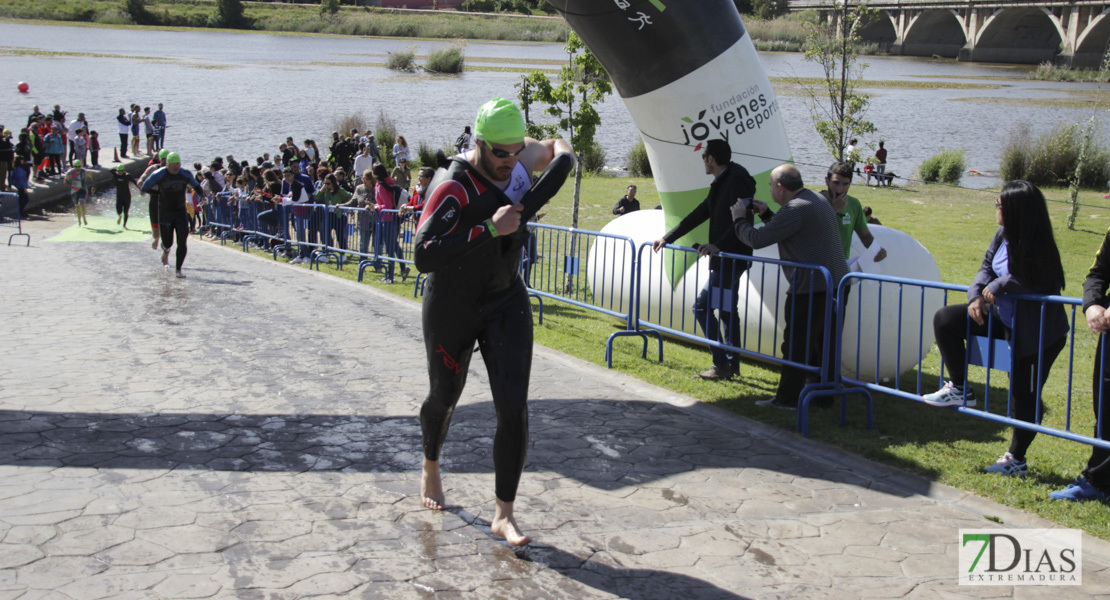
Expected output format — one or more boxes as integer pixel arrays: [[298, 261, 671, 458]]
[[375, 218, 400, 278], [693, 265, 745, 370]]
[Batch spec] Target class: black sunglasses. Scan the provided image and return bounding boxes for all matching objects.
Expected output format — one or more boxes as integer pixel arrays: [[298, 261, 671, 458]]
[[483, 140, 525, 159]]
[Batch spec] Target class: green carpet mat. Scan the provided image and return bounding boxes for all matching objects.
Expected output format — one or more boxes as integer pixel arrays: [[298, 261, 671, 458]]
[[47, 214, 155, 243]]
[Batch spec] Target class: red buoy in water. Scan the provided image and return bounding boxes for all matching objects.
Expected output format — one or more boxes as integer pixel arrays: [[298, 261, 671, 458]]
[[17, 82, 29, 93]]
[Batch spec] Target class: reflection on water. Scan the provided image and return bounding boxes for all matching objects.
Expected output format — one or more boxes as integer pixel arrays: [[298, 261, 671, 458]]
[[3, 21, 1107, 190]]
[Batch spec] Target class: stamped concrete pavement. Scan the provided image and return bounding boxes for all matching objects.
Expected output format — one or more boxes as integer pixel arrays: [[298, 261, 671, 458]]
[[0, 216, 1108, 599]]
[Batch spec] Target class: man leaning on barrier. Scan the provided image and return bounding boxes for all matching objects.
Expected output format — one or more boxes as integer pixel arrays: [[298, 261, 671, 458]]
[[731, 164, 849, 411], [651, 138, 757, 381]]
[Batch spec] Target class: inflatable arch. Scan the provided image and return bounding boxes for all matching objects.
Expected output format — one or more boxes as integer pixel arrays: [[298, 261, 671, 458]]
[[551, 1, 943, 379]]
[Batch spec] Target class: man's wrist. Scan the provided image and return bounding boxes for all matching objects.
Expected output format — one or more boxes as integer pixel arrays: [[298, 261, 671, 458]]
[[486, 219, 499, 238]]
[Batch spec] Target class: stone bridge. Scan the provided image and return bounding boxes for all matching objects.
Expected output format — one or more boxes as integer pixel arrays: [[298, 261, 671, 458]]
[[789, 0, 1110, 66]]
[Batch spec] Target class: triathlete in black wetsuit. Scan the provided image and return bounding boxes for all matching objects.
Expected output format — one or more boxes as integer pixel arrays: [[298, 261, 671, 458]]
[[414, 97, 574, 547], [140, 152, 204, 279], [139, 150, 168, 249], [111, 165, 139, 228]]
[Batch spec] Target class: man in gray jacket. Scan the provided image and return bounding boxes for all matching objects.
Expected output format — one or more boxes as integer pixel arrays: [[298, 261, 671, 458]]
[[731, 164, 848, 410]]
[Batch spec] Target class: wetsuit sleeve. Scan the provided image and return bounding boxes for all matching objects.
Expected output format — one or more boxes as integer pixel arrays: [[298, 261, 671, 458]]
[[140, 168, 166, 192], [1084, 228, 1110, 311], [518, 151, 574, 224], [183, 170, 205, 194], [413, 179, 492, 273]]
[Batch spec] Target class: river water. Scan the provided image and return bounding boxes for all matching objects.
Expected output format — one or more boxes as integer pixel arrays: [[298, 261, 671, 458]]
[[3, 21, 1108, 190]]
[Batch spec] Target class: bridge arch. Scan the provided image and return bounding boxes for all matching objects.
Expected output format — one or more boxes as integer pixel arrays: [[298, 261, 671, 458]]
[[900, 9, 968, 58], [1074, 7, 1110, 67], [858, 11, 898, 52], [971, 7, 1061, 63]]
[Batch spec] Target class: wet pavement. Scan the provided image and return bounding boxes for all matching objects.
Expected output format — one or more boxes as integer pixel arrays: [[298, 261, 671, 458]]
[[1, 216, 1108, 599]]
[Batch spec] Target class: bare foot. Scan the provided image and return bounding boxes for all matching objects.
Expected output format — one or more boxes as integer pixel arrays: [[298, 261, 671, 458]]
[[491, 498, 532, 546], [161, 249, 169, 267], [421, 458, 445, 511]]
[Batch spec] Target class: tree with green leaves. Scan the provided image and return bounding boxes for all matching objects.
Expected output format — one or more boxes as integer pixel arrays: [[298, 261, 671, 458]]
[[801, 0, 876, 164], [215, 0, 249, 29], [1067, 45, 1110, 230], [123, 0, 155, 25], [515, 32, 611, 230], [321, 0, 341, 16]]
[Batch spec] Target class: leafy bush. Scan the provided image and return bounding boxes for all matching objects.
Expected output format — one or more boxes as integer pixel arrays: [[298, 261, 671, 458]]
[[386, 48, 416, 72], [330, 113, 369, 143], [1000, 124, 1110, 188], [415, 140, 456, 171], [918, 149, 966, 185], [374, 110, 398, 172], [425, 46, 465, 74], [579, 141, 606, 175], [626, 139, 652, 177]]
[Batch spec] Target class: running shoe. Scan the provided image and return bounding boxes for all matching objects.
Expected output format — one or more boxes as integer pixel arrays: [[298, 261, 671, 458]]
[[1049, 477, 1110, 502], [984, 452, 1027, 476], [922, 381, 977, 407]]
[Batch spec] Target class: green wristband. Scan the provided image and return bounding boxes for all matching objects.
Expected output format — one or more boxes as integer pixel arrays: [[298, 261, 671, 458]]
[[486, 219, 499, 238]]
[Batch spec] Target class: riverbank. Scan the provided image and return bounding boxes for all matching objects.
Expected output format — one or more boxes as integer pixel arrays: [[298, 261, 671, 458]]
[[1027, 61, 1110, 83], [20, 156, 149, 216], [0, 1, 819, 50], [0, 1, 572, 42]]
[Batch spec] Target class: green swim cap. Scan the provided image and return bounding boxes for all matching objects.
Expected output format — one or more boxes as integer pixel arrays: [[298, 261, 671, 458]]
[[166, 152, 181, 164], [72, 159, 82, 167], [473, 97, 525, 146], [117, 165, 126, 172], [159, 149, 169, 160]]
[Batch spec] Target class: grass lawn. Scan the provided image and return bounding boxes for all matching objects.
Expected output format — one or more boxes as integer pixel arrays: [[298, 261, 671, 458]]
[[207, 174, 1110, 539]]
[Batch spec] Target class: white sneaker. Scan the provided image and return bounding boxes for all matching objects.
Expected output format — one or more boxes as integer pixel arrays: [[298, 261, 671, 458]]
[[984, 452, 1028, 476], [290, 257, 302, 264], [922, 381, 976, 407]]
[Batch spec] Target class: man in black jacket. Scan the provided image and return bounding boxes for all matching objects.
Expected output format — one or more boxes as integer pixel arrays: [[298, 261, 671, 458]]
[[652, 138, 756, 380], [612, 184, 640, 215]]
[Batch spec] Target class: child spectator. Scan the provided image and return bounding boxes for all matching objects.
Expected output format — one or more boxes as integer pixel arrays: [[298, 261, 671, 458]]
[[73, 128, 88, 168], [89, 131, 100, 167], [44, 126, 65, 177]]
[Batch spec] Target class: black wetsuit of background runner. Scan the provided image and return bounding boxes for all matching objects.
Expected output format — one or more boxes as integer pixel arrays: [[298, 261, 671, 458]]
[[141, 167, 203, 272], [112, 170, 138, 224]]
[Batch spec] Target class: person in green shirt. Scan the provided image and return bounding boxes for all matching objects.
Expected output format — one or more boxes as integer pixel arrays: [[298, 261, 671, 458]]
[[821, 161, 887, 264]]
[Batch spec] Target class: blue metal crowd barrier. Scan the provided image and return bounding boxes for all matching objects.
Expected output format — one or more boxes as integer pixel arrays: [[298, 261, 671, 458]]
[[204, 192, 236, 243], [215, 198, 416, 282], [0, 192, 29, 246], [801, 272, 1110, 451], [522, 223, 658, 366], [638, 243, 836, 426]]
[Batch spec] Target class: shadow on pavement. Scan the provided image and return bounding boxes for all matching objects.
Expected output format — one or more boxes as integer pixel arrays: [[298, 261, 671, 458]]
[[0, 397, 926, 499]]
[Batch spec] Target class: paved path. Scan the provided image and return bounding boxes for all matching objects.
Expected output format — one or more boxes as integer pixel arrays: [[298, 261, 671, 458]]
[[1, 216, 1108, 599]]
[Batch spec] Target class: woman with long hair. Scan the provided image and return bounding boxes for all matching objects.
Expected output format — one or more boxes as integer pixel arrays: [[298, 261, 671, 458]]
[[923, 181, 1069, 477], [392, 135, 409, 165]]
